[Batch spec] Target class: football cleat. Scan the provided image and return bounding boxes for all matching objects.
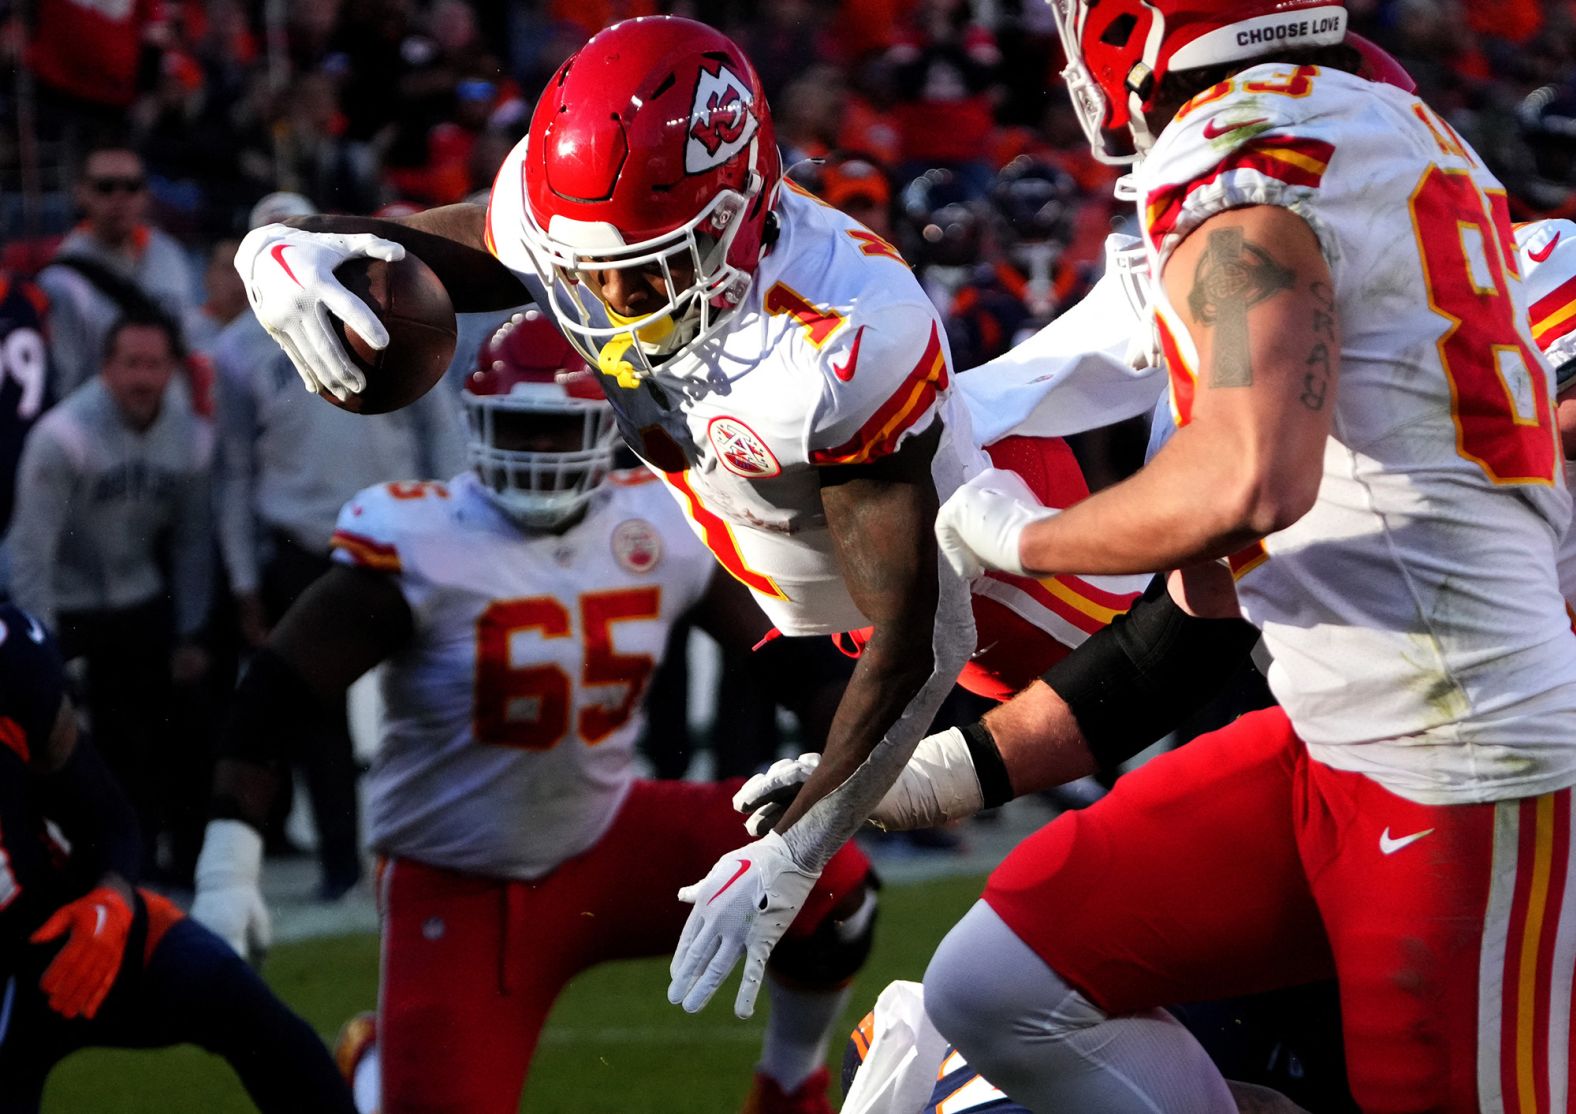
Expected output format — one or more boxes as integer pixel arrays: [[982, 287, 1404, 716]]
[[742, 1066, 834, 1114]]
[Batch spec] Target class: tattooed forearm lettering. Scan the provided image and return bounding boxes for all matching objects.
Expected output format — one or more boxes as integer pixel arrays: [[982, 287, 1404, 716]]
[[1301, 281, 1337, 411], [1310, 280, 1336, 342], [1301, 341, 1331, 410], [1187, 227, 1297, 387]]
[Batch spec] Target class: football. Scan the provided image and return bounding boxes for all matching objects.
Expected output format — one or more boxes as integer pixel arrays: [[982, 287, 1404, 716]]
[[326, 253, 457, 414]]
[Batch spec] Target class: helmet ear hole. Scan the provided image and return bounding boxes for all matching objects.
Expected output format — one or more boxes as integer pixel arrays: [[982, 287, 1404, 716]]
[[1101, 12, 1138, 45]]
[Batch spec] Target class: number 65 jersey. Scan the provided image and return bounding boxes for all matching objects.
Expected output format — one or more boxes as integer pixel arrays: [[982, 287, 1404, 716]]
[[330, 471, 713, 880], [1140, 63, 1576, 803]]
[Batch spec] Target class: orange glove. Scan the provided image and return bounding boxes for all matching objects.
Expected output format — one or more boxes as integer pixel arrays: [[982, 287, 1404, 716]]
[[30, 885, 133, 1020]]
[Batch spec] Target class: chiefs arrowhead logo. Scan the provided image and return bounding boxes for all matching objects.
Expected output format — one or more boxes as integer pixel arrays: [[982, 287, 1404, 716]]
[[708, 416, 781, 479], [691, 87, 747, 155], [685, 65, 758, 174]]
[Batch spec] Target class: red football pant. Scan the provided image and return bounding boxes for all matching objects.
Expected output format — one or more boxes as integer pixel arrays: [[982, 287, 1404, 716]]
[[375, 778, 871, 1114], [984, 707, 1576, 1114]]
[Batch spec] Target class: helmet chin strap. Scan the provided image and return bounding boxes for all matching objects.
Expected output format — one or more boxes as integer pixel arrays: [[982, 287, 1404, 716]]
[[1124, 76, 1159, 159], [597, 303, 702, 386]]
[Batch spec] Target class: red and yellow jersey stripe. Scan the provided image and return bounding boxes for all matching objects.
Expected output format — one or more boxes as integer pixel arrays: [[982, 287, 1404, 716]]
[[1531, 271, 1576, 350], [660, 470, 787, 601], [995, 570, 1138, 639], [330, 529, 403, 573], [809, 321, 949, 466], [1156, 310, 1197, 428], [1146, 134, 1335, 243], [1228, 541, 1270, 580]]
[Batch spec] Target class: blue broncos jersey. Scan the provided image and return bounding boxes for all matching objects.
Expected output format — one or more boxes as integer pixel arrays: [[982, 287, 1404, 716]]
[[922, 1047, 1029, 1114], [0, 275, 49, 534], [0, 605, 74, 960]]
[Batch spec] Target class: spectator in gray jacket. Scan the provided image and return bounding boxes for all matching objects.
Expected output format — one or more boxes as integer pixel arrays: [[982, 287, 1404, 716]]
[[10, 313, 213, 874], [36, 145, 198, 399]]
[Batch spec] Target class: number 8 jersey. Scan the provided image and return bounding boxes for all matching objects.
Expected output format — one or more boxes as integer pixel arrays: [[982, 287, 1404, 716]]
[[1140, 63, 1576, 804], [330, 471, 714, 880]]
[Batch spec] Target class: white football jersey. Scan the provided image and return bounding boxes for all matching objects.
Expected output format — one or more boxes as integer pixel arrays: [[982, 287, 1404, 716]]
[[1140, 64, 1576, 804], [487, 141, 1137, 653], [489, 161, 975, 635], [1518, 219, 1576, 610], [329, 471, 713, 879]]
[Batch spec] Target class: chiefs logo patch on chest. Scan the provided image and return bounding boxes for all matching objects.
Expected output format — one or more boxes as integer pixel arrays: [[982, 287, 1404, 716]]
[[612, 519, 663, 573], [686, 64, 758, 173], [707, 416, 781, 479]]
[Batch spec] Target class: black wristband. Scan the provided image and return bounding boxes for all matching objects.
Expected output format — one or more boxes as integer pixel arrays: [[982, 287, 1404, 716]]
[[1042, 575, 1260, 770], [960, 720, 1013, 810]]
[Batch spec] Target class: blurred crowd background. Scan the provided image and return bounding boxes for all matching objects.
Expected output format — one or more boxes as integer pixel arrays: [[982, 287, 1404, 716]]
[[0, 0, 1571, 900]]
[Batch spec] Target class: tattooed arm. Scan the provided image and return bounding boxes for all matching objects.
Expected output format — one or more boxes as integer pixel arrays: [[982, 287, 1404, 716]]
[[1012, 204, 1338, 576]]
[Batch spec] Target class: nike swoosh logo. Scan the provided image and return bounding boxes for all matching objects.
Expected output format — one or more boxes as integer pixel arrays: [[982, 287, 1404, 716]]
[[92, 904, 106, 935], [832, 326, 866, 382], [1202, 116, 1267, 140], [1530, 233, 1561, 264], [269, 244, 301, 286], [708, 858, 752, 905], [1379, 826, 1435, 855], [24, 615, 43, 643]]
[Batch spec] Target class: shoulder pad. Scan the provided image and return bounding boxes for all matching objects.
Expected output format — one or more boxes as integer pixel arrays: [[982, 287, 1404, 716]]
[[330, 480, 455, 574], [808, 303, 950, 466]]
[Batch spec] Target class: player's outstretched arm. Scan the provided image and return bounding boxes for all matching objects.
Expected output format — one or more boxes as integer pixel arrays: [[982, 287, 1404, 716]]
[[940, 205, 1337, 579], [737, 563, 1259, 834], [292, 205, 529, 313], [23, 681, 139, 1020], [772, 421, 974, 833], [195, 566, 413, 960], [668, 423, 973, 1019]]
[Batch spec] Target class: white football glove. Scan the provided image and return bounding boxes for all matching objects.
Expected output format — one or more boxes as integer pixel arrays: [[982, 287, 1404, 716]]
[[191, 819, 271, 965], [735, 729, 986, 837], [732, 753, 822, 838], [668, 831, 820, 1019], [233, 224, 406, 401], [935, 467, 1058, 580]]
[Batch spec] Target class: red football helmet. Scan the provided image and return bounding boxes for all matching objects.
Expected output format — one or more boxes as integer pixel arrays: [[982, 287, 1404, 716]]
[[516, 16, 781, 379], [1049, 0, 1348, 164], [1348, 32, 1416, 94], [463, 309, 619, 527]]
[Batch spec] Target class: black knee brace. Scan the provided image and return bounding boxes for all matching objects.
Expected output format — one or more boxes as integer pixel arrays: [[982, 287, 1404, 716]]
[[768, 874, 880, 988]]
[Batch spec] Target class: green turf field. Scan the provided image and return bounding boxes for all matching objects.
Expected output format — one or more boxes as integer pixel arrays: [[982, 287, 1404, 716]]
[[41, 873, 986, 1113]]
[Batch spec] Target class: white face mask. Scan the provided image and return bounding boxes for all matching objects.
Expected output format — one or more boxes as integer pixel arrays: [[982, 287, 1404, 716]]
[[462, 388, 619, 529], [518, 154, 768, 387]]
